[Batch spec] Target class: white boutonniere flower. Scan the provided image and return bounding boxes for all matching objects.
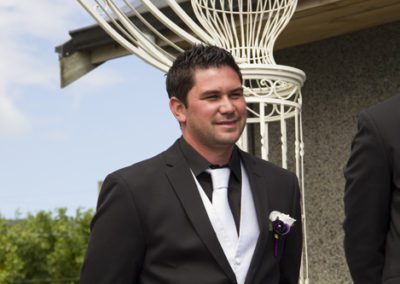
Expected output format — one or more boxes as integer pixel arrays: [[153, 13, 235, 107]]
[[269, 211, 296, 256]]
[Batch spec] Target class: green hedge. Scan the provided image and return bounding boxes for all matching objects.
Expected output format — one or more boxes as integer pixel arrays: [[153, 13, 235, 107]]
[[0, 208, 93, 284]]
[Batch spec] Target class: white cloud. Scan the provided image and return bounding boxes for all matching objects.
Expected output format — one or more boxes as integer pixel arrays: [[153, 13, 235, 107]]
[[0, 92, 31, 138], [0, 1, 92, 41], [46, 129, 70, 143], [0, 1, 123, 137], [0, 40, 55, 87], [0, 1, 85, 137], [64, 62, 125, 109], [0, 1, 91, 87]]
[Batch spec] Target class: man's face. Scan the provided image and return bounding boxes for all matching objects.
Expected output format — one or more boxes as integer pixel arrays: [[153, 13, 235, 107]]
[[176, 66, 247, 151]]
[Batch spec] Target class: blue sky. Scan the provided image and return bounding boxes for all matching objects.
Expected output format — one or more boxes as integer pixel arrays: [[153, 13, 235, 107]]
[[0, 1, 180, 218]]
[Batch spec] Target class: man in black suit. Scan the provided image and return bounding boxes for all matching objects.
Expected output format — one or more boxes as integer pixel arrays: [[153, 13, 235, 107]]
[[81, 45, 302, 284], [344, 95, 400, 284]]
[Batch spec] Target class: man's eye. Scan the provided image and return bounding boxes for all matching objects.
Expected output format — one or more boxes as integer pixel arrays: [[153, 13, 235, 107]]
[[205, 95, 218, 100]]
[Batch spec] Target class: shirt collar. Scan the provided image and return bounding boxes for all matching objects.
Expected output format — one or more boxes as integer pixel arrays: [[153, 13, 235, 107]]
[[178, 137, 241, 180]]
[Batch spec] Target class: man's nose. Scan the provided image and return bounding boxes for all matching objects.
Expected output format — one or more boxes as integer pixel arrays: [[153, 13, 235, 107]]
[[219, 96, 235, 113]]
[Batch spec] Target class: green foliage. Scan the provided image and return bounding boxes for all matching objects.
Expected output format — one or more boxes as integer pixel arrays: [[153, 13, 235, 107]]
[[0, 208, 93, 284]]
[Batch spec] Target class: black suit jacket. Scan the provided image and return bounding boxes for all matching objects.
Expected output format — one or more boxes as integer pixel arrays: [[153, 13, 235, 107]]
[[81, 140, 302, 284], [344, 95, 400, 284]]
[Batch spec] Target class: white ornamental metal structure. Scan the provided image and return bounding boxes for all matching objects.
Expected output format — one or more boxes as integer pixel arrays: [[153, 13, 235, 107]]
[[77, 0, 308, 282]]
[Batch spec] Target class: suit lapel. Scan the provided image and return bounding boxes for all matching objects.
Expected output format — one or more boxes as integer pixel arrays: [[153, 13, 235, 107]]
[[164, 142, 237, 283], [240, 152, 272, 284]]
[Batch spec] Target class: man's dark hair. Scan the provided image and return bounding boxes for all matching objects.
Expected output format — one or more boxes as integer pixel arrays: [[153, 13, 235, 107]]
[[166, 45, 242, 106]]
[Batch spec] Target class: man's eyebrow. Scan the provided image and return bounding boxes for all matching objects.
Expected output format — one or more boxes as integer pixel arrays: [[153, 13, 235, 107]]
[[200, 90, 220, 96], [200, 86, 243, 96], [230, 87, 244, 93]]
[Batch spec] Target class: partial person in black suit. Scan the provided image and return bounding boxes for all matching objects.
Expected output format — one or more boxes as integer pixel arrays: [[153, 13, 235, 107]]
[[81, 45, 302, 284], [344, 94, 400, 284]]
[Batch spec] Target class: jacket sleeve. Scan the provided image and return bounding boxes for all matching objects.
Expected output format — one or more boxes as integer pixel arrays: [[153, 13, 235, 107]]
[[80, 173, 146, 284], [343, 111, 391, 283], [279, 173, 303, 284]]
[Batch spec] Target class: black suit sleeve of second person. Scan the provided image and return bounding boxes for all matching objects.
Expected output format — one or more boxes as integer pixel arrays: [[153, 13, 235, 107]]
[[343, 111, 392, 284], [80, 173, 146, 284]]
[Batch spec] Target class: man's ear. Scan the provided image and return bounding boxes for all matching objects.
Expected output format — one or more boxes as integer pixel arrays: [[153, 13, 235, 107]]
[[169, 96, 187, 125]]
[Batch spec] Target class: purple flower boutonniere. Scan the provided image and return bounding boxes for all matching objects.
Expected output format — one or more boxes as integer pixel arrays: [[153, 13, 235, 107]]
[[269, 211, 296, 257]]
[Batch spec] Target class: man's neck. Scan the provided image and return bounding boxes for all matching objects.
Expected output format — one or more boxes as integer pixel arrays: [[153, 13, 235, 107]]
[[183, 137, 234, 166]]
